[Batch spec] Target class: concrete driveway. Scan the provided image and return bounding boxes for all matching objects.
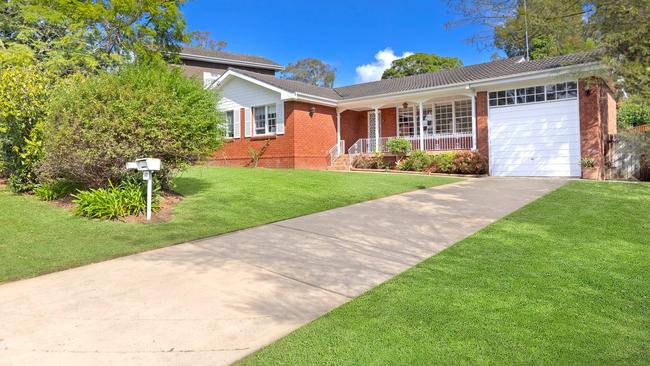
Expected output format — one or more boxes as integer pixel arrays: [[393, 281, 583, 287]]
[[0, 177, 566, 366]]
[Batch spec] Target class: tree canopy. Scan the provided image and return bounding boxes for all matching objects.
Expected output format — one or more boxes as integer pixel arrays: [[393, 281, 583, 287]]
[[280, 58, 336, 88], [0, 0, 191, 75], [382, 53, 463, 79]]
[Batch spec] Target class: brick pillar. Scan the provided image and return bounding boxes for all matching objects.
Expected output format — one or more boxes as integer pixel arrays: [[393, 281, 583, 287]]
[[475, 91, 489, 162], [579, 80, 605, 179]]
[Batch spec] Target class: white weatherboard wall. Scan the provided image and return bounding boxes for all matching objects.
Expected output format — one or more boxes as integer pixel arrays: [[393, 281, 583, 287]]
[[489, 100, 581, 177], [216, 78, 285, 136]]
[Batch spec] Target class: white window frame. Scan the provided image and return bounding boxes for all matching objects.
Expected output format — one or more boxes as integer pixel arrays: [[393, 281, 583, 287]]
[[489, 81, 578, 108], [398, 98, 472, 137], [252, 104, 277, 136]]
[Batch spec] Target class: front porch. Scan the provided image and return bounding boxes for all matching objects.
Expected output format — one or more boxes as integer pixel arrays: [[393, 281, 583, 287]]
[[332, 94, 478, 159]]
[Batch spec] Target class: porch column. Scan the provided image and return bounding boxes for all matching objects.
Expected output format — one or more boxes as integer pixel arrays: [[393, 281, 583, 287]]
[[471, 93, 477, 151], [374, 107, 380, 152], [418, 101, 425, 150]]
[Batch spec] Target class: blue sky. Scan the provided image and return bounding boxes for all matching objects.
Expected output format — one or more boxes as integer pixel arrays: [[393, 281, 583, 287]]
[[182, 0, 497, 87]]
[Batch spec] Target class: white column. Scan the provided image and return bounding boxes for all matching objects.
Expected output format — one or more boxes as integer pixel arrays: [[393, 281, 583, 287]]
[[471, 93, 477, 151], [374, 107, 380, 152], [336, 110, 341, 153], [418, 101, 425, 150]]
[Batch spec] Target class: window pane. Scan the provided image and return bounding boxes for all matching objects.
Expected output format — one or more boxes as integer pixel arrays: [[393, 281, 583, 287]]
[[506, 89, 516, 104], [489, 98, 497, 107], [489, 92, 497, 100], [435, 103, 453, 134], [267, 105, 276, 133], [454, 100, 472, 134], [225, 110, 234, 138], [497, 90, 506, 98], [398, 107, 415, 136], [567, 81, 577, 98], [556, 82, 567, 99], [567, 81, 577, 91], [253, 106, 266, 134], [546, 84, 556, 100], [516, 88, 526, 104]]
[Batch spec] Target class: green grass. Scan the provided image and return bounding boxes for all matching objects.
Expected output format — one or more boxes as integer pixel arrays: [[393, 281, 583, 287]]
[[0, 166, 457, 283], [238, 181, 650, 365]]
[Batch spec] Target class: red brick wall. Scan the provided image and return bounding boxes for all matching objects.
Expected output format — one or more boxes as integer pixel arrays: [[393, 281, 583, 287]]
[[475, 91, 490, 161], [290, 102, 337, 169], [209, 101, 337, 169], [579, 79, 614, 179], [340, 110, 361, 151]]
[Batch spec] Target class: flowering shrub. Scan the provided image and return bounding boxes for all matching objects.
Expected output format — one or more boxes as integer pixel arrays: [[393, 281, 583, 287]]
[[352, 152, 389, 169]]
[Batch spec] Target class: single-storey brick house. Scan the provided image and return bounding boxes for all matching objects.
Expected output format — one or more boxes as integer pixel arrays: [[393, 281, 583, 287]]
[[205, 50, 616, 178]]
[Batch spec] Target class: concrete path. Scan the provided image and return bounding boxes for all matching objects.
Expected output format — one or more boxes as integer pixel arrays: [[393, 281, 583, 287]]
[[0, 177, 566, 366]]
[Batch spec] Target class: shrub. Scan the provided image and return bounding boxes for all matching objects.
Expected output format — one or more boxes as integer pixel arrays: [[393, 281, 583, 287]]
[[73, 178, 160, 220], [352, 152, 389, 169], [38, 61, 223, 189], [399, 150, 432, 172], [34, 179, 80, 201], [580, 157, 596, 168], [429, 152, 455, 173], [386, 138, 411, 162], [449, 151, 488, 174], [0, 66, 51, 192], [618, 101, 650, 130]]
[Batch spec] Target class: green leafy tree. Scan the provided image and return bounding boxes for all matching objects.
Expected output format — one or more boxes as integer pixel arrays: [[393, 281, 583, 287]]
[[280, 58, 336, 87], [617, 100, 650, 129], [37, 61, 223, 188], [0, 0, 191, 75], [447, 0, 594, 59], [0, 65, 51, 191], [587, 0, 650, 99], [382, 53, 463, 79]]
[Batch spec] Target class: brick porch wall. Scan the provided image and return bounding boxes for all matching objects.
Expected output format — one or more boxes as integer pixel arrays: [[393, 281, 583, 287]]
[[475, 91, 490, 161], [209, 101, 337, 169]]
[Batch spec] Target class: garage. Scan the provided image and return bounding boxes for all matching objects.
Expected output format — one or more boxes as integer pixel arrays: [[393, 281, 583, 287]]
[[488, 84, 581, 177]]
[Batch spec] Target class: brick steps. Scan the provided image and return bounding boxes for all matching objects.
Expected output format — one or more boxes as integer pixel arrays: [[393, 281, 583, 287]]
[[327, 154, 351, 171]]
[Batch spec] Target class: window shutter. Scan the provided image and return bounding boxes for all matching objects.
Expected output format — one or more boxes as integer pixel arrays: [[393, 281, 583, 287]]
[[244, 107, 252, 137], [275, 102, 284, 135], [233, 109, 241, 139]]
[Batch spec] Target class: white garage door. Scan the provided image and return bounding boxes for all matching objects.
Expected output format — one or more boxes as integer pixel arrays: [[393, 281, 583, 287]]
[[489, 100, 580, 177]]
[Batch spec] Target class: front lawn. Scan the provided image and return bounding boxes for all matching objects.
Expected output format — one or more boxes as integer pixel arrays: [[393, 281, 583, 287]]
[[0, 166, 457, 283], [239, 181, 650, 365]]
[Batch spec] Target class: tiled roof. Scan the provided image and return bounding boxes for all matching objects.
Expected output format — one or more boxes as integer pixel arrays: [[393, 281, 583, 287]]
[[180, 47, 282, 68], [231, 69, 344, 100], [333, 50, 603, 99], [226, 50, 603, 101]]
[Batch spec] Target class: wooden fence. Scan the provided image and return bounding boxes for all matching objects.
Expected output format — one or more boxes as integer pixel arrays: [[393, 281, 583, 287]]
[[605, 134, 649, 181]]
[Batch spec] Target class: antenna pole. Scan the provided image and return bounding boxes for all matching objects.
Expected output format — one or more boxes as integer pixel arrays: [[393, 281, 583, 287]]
[[523, 0, 530, 60]]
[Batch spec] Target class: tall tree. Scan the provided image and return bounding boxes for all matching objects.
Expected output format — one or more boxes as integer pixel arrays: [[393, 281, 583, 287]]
[[447, 0, 594, 59], [588, 0, 650, 99], [280, 58, 336, 88], [382, 53, 463, 79], [0, 0, 191, 75]]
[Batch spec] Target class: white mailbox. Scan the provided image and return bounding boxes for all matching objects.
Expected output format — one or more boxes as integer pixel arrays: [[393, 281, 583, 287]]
[[125, 157, 162, 221], [135, 158, 161, 171]]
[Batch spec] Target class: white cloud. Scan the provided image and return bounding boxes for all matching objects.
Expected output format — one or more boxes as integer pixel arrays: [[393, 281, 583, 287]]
[[355, 48, 414, 83]]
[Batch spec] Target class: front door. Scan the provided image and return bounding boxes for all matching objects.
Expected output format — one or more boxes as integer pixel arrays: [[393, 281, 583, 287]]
[[368, 111, 381, 152]]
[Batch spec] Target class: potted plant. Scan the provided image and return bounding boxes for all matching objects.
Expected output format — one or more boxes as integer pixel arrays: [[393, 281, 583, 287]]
[[580, 157, 599, 180]]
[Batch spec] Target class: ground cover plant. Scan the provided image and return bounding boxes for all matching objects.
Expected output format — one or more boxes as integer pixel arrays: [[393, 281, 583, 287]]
[[239, 180, 650, 365], [0, 166, 458, 283]]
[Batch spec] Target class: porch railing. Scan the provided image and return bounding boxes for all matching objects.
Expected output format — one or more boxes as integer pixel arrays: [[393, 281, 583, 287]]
[[348, 134, 473, 156], [327, 139, 345, 166]]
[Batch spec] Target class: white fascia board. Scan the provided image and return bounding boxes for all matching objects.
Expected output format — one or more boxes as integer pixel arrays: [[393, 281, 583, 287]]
[[282, 92, 339, 107], [469, 62, 604, 90], [179, 53, 284, 71], [211, 70, 294, 99], [336, 62, 604, 106]]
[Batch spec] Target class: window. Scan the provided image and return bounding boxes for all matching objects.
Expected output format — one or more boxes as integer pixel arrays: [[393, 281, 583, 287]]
[[435, 103, 453, 134], [225, 110, 234, 138], [416, 106, 434, 136], [490, 81, 578, 107], [454, 100, 472, 133], [253, 104, 277, 135], [398, 107, 415, 136]]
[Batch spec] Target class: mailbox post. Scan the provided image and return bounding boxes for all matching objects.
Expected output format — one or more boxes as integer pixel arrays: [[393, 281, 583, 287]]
[[125, 158, 161, 221]]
